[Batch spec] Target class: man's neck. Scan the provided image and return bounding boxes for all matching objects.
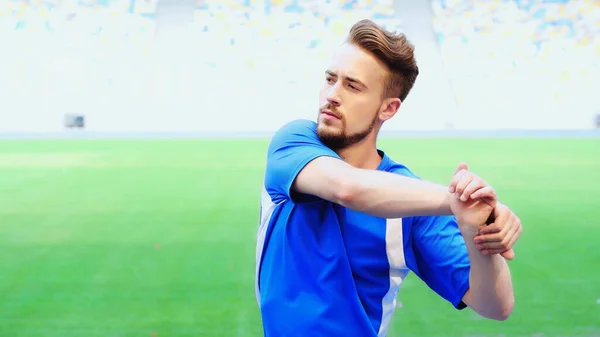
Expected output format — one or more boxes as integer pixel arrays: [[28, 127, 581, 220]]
[[336, 137, 382, 170]]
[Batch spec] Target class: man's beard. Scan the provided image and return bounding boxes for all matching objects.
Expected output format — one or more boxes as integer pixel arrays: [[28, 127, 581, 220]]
[[317, 108, 379, 151]]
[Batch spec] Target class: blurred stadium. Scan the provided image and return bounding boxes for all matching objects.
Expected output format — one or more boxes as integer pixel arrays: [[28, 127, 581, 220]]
[[0, 0, 599, 336]]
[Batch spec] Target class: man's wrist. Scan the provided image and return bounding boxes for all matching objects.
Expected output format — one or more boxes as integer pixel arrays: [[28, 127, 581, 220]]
[[458, 224, 479, 239], [444, 191, 454, 215]]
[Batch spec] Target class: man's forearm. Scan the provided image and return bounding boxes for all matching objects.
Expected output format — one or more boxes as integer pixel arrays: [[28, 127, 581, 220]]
[[461, 227, 515, 320], [338, 167, 454, 218]]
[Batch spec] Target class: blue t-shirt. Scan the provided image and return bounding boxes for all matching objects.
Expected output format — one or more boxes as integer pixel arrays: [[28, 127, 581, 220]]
[[256, 119, 470, 337]]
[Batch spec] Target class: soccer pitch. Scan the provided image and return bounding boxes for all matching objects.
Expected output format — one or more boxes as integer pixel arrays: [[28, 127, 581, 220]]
[[0, 137, 598, 337]]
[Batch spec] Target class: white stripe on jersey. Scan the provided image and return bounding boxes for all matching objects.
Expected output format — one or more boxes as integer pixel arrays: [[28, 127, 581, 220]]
[[255, 186, 282, 307], [378, 218, 410, 337]]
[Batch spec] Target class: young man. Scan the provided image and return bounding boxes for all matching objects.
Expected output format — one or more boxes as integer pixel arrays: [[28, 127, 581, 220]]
[[256, 19, 523, 337]]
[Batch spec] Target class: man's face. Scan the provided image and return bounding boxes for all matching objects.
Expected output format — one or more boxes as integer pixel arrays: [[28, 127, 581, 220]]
[[317, 43, 390, 150]]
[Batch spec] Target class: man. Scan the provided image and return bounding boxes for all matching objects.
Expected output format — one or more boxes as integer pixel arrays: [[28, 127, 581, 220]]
[[256, 19, 522, 337]]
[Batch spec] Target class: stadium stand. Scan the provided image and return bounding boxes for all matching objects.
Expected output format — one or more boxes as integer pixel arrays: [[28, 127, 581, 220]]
[[430, 0, 599, 128], [0, 0, 598, 131]]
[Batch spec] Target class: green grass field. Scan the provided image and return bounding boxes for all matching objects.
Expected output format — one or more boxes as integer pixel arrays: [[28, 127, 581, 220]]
[[0, 137, 598, 337]]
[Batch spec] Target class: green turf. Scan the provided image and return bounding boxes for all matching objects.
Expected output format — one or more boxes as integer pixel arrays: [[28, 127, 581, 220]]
[[0, 138, 598, 337]]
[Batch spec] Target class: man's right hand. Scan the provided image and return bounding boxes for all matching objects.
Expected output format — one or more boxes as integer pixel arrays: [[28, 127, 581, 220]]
[[475, 203, 522, 260], [448, 163, 496, 230], [448, 162, 519, 260]]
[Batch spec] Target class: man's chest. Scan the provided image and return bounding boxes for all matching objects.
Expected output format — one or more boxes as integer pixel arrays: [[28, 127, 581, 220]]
[[335, 207, 409, 272]]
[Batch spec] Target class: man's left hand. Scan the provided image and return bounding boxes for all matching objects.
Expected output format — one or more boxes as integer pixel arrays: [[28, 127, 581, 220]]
[[474, 203, 523, 260]]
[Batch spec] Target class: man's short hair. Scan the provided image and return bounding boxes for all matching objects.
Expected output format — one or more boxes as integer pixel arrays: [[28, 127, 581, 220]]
[[346, 19, 419, 102]]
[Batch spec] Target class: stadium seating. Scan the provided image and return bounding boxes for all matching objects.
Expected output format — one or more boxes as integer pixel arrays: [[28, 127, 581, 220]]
[[1, 0, 598, 130], [430, 0, 599, 126]]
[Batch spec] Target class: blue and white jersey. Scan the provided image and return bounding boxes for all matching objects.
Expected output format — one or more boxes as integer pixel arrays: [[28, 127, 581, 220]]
[[256, 119, 471, 337]]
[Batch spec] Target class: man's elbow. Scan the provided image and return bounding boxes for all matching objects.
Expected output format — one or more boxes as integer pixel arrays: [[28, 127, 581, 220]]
[[490, 306, 514, 322], [483, 296, 515, 321], [335, 177, 359, 207], [498, 296, 515, 321], [333, 168, 368, 208]]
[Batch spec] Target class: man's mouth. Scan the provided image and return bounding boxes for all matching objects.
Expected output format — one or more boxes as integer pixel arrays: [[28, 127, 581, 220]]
[[321, 109, 341, 119]]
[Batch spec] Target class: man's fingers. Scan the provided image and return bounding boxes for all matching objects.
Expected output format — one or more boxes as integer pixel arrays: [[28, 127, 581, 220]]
[[481, 248, 505, 255], [449, 162, 469, 193], [454, 162, 469, 175], [478, 222, 502, 235], [470, 186, 497, 201], [479, 207, 510, 235], [498, 219, 522, 260], [475, 241, 507, 250], [502, 218, 520, 246], [500, 249, 515, 260], [505, 219, 523, 250], [474, 205, 522, 260], [475, 228, 510, 247], [462, 180, 497, 205], [505, 234, 519, 255], [476, 218, 519, 250], [477, 215, 515, 242], [449, 169, 467, 193], [459, 178, 485, 201], [454, 174, 473, 197], [474, 232, 502, 243], [480, 248, 514, 257]]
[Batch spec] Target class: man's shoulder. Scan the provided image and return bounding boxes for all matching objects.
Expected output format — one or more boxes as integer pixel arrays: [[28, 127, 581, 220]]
[[380, 153, 421, 180], [267, 119, 321, 152], [272, 119, 317, 137]]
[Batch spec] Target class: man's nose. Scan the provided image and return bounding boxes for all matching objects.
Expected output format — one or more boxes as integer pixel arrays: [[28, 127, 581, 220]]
[[326, 85, 341, 107]]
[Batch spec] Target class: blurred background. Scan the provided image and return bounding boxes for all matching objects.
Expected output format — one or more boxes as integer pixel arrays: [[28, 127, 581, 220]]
[[0, 0, 598, 133], [0, 0, 599, 336]]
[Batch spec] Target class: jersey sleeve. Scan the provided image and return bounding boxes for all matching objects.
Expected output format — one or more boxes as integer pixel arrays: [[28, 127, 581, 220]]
[[264, 119, 341, 203], [404, 215, 471, 310]]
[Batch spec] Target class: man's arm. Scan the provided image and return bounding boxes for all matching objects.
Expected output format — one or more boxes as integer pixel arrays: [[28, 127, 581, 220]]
[[401, 166, 518, 321], [449, 167, 517, 320], [268, 120, 493, 218], [293, 156, 455, 218], [405, 211, 515, 321], [460, 204, 516, 321]]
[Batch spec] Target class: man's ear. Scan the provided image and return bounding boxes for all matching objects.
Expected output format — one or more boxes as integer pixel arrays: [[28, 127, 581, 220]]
[[379, 98, 401, 122]]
